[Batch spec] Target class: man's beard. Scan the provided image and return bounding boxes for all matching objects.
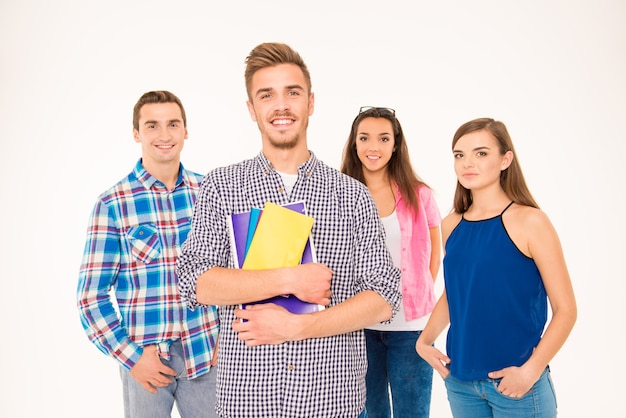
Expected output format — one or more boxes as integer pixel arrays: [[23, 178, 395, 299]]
[[267, 133, 299, 150]]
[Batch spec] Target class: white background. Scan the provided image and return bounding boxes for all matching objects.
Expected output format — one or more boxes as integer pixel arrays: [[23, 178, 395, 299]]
[[1, 1, 624, 416]]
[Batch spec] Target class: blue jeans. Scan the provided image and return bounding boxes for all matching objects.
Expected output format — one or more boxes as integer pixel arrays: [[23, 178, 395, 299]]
[[119, 340, 217, 418], [364, 329, 433, 418], [444, 367, 557, 418]]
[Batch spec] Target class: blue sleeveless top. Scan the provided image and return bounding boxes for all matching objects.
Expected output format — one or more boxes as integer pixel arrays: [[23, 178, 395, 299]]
[[444, 203, 547, 381]]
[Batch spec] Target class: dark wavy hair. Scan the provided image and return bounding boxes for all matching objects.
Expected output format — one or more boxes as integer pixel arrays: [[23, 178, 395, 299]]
[[341, 107, 428, 211]]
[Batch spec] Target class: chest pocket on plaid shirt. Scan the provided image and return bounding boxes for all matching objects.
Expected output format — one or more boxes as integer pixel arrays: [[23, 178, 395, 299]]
[[126, 224, 161, 264]]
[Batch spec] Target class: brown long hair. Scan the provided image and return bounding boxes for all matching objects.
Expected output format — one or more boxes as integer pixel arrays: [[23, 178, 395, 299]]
[[341, 107, 428, 211], [132, 90, 186, 130], [452, 118, 539, 213], [244, 42, 312, 101]]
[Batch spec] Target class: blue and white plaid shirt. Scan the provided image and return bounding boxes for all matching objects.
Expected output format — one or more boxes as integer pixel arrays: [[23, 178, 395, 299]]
[[177, 152, 401, 417], [77, 159, 218, 379]]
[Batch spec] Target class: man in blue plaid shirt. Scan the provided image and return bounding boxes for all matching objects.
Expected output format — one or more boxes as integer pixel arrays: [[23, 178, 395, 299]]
[[77, 91, 219, 417], [177, 43, 402, 418]]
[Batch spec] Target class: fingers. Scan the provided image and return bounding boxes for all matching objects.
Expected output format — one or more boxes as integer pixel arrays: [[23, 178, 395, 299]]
[[140, 382, 158, 394], [159, 364, 177, 378], [489, 367, 533, 398], [231, 304, 294, 346], [130, 344, 177, 393], [488, 370, 504, 379]]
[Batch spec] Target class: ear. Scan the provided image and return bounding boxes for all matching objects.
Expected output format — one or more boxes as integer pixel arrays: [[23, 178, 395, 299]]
[[501, 150, 514, 170], [133, 129, 141, 143], [308, 92, 315, 116], [246, 100, 257, 122]]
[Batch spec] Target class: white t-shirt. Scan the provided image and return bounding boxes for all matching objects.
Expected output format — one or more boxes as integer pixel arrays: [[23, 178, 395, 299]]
[[277, 171, 298, 195]]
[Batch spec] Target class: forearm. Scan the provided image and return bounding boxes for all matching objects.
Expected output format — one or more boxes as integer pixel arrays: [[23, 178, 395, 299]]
[[291, 290, 391, 340], [418, 291, 450, 345], [196, 266, 292, 306], [523, 305, 577, 374]]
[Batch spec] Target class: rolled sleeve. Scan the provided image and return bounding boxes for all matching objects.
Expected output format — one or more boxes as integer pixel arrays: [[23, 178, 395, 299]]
[[351, 190, 402, 320], [177, 175, 231, 309]]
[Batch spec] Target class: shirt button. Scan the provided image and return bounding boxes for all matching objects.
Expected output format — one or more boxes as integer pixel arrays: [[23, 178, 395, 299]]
[[278, 187, 284, 193], [288, 364, 294, 371]]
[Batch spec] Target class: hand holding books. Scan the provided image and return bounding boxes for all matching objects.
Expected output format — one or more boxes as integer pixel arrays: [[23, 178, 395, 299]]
[[228, 201, 328, 314]]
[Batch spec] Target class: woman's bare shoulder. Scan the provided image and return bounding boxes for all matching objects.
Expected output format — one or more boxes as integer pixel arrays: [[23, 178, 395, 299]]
[[441, 212, 462, 240], [507, 204, 551, 229]]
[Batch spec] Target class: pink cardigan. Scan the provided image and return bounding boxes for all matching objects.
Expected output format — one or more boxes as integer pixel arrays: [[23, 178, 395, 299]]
[[395, 184, 441, 320]]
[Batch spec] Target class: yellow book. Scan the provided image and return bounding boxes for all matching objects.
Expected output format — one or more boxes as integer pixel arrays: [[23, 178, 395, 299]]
[[242, 202, 315, 270]]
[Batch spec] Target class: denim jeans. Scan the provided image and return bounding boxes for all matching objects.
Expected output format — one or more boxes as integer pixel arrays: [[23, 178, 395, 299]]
[[119, 339, 217, 418], [364, 329, 433, 418], [444, 366, 557, 418]]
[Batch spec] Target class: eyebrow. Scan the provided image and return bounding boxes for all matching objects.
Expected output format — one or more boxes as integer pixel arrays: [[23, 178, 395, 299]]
[[453, 145, 491, 153], [143, 119, 182, 126], [358, 131, 392, 136], [254, 84, 305, 97], [285, 84, 305, 91]]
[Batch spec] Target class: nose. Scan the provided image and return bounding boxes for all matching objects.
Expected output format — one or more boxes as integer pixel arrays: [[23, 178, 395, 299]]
[[275, 96, 291, 113], [463, 156, 474, 168], [272, 100, 287, 113], [160, 126, 173, 140]]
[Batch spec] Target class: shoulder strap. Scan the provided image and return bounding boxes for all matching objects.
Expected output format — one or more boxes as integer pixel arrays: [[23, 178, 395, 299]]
[[500, 201, 514, 215]]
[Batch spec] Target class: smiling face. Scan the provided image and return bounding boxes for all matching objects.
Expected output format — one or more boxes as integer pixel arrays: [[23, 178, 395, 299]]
[[355, 117, 395, 176], [133, 102, 188, 170], [246, 63, 314, 151], [453, 129, 512, 191]]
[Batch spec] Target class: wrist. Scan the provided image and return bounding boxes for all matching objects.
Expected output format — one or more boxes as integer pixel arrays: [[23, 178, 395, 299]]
[[290, 312, 314, 341]]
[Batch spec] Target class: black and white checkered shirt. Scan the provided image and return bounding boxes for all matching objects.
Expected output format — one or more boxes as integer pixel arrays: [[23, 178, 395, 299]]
[[177, 152, 401, 418]]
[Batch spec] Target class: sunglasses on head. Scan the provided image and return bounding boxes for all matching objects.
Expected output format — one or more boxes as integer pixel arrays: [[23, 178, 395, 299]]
[[359, 106, 396, 116]]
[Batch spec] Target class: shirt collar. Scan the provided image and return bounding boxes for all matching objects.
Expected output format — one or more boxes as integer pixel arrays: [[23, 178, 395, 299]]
[[133, 158, 186, 190], [255, 151, 319, 177]]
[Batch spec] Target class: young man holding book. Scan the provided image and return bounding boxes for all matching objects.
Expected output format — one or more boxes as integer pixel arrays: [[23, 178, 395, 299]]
[[176, 43, 401, 417]]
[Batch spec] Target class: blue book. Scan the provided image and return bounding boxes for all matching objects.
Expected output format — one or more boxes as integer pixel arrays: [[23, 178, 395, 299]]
[[245, 207, 262, 258]]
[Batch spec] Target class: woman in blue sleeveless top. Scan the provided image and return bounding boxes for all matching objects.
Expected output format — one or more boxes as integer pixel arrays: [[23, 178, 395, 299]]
[[416, 118, 577, 417]]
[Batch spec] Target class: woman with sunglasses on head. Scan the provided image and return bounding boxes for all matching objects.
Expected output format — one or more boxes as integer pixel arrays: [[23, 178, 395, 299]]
[[415, 118, 577, 417], [341, 107, 442, 418]]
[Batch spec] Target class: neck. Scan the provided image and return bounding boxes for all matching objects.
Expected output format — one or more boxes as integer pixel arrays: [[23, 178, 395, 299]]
[[363, 169, 391, 189], [466, 188, 511, 216], [142, 159, 180, 191]]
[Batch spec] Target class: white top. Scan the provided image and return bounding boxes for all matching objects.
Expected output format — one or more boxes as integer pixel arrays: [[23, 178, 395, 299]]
[[367, 210, 430, 331], [278, 171, 298, 195]]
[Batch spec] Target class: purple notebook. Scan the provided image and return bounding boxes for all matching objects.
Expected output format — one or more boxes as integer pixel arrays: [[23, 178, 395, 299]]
[[228, 201, 323, 314]]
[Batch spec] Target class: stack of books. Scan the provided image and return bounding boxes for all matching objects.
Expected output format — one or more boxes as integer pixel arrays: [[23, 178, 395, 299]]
[[229, 201, 324, 314]]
